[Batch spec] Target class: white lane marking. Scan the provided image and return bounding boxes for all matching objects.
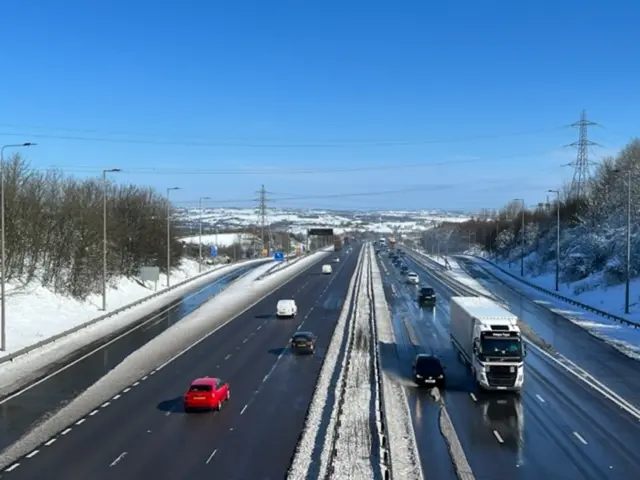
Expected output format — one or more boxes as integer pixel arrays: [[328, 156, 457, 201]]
[[123, 387, 131, 393], [76, 418, 86, 425], [142, 375, 148, 380], [224, 354, 231, 360], [89, 409, 99, 416], [5, 463, 20, 472], [45, 438, 56, 446], [133, 381, 140, 386], [206, 449, 218, 464], [493, 430, 504, 443], [113, 394, 121, 400], [257, 325, 262, 330], [110, 452, 128, 467], [240, 404, 248, 415], [469, 393, 477, 402], [536, 394, 546, 403], [242, 338, 248, 344], [26, 450, 39, 458], [573, 431, 588, 445], [61, 428, 72, 435], [102, 401, 111, 408]]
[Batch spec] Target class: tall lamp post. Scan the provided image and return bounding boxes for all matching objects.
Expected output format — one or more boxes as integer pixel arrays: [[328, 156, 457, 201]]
[[166, 187, 181, 287], [513, 198, 525, 276], [614, 169, 632, 314], [198, 196, 211, 272], [548, 189, 560, 291], [1, 142, 36, 352], [102, 168, 121, 311]]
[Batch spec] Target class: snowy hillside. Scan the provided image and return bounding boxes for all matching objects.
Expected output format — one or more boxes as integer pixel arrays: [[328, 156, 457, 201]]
[[174, 207, 470, 236]]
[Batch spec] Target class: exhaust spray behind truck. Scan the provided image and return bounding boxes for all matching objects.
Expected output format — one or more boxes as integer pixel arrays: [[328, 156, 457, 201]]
[[449, 296, 525, 392]]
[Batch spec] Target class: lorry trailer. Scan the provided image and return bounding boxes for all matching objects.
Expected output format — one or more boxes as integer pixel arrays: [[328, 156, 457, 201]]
[[449, 296, 525, 391]]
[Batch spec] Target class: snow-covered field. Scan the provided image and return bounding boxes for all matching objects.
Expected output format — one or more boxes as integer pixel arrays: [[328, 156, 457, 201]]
[[0, 251, 329, 470], [3, 258, 227, 357]]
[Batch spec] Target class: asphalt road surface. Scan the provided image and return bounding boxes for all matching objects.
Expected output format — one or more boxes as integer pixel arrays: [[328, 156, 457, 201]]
[[1, 246, 361, 479], [380, 251, 640, 480], [0, 262, 261, 453]]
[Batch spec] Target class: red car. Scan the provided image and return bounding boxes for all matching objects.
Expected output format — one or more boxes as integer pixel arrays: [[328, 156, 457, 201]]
[[184, 377, 230, 412]]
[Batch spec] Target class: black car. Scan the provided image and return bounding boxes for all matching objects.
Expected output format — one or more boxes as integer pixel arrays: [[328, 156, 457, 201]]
[[400, 265, 409, 275], [412, 354, 445, 388], [290, 331, 316, 354], [418, 287, 436, 306]]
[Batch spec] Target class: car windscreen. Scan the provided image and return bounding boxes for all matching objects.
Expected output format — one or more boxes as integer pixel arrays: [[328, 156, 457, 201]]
[[416, 357, 442, 373], [420, 288, 435, 295], [293, 334, 312, 342], [189, 384, 213, 392]]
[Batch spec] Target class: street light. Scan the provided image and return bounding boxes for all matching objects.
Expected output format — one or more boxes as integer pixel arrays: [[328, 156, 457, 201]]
[[548, 189, 560, 291], [102, 168, 121, 311], [513, 198, 525, 276], [166, 187, 181, 287], [1, 142, 36, 351], [198, 196, 211, 272], [614, 169, 632, 314]]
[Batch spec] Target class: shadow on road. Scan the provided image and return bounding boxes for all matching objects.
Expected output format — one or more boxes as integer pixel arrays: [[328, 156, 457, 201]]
[[156, 397, 182, 413], [268, 347, 288, 356]]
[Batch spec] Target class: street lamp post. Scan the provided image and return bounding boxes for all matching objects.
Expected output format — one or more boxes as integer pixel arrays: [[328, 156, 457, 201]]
[[513, 198, 525, 276], [102, 168, 121, 311], [548, 189, 560, 291], [614, 169, 632, 314], [198, 196, 211, 272], [166, 187, 181, 287], [1, 142, 36, 352]]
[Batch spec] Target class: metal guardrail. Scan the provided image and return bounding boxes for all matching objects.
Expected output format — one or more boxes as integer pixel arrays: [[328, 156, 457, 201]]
[[0, 258, 269, 365], [466, 255, 640, 329], [255, 254, 304, 281]]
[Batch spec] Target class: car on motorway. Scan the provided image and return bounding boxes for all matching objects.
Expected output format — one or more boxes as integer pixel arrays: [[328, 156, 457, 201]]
[[290, 331, 316, 354], [407, 271, 419, 284], [418, 286, 437, 307], [400, 265, 409, 275], [184, 377, 230, 412], [322, 264, 333, 274], [412, 354, 445, 388], [276, 299, 298, 318], [333, 257, 340, 263]]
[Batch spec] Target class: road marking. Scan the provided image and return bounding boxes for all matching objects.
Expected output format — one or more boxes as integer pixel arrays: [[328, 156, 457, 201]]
[[102, 401, 111, 408], [113, 394, 121, 400], [5, 463, 20, 472], [206, 449, 218, 464], [242, 338, 248, 344], [493, 430, 504, 443], [123, 387, 131, 393], [133, 381, 140, 386], [224, 354, 231, 360], [257, 325, 262, 330], [142, 375, 148, 380], [536, 394, 546, 403], [45, 438, 56, 446], [61, 428, 72, 435], [26, 450, 39, 458], [469, 393, 477, 402], [89, 409, 99, 416], [573, 431, 588, 445], [240, 404, 248, 415], [76, 418, 86, 425], [110, 452, 127, 467]]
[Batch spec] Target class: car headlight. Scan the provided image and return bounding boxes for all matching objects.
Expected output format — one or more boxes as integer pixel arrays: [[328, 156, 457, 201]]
[[438, 375, 443, 379], [416, 374, 422, 378]]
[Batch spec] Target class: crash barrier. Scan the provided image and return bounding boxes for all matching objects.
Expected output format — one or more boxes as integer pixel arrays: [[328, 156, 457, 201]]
[[468, 255, 640, 329], [0, 258, 269, 365]]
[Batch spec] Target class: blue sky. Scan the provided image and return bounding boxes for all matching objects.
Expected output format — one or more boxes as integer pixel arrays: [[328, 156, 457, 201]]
[[1, 0, 638, 212]]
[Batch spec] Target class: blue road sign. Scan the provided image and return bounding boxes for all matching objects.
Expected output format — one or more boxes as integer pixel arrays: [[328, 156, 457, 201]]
[[274, 251, 284, 261], [210, 246, 218, 257]]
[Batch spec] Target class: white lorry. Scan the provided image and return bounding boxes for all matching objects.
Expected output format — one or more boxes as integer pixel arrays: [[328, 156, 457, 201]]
[[450, 296, 525, 392]]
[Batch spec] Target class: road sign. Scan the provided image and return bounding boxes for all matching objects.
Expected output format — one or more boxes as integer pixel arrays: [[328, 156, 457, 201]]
[[274, 251, 284, 261], [308, 228, 334, 236], [210, 246, 218, 257]]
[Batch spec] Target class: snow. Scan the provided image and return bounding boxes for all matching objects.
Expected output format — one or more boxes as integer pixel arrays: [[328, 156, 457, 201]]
[[461, 256, 640, 361], [370, 246, 424, 480], [0, 250, 329, 469], [179, 232, 258, 247], [287, 246, 366, 480], [0, 258, 269, 396]]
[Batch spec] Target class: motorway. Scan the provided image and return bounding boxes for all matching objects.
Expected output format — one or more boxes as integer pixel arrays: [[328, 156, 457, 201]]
[[0, 262, 260, 453], [378, 250, 640, 480], [1, 245, 361, 479]]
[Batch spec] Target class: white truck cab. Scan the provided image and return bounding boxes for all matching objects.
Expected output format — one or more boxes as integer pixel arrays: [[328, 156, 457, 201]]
[[276, 299, 297, 318], [322, 264, 333, 274]]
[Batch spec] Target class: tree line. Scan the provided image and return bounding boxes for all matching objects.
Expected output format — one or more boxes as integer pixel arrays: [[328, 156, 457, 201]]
[[4, 155, 184, 299], [423, 138, 640, 284]]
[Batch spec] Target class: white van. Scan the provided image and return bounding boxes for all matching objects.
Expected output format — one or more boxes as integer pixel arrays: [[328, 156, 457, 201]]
[[407, 272, 419, 284], [276, 299, 297, 318], [322, 264, 333, 274]]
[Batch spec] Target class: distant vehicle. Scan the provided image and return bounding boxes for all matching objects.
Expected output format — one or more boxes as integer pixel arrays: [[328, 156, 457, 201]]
[[290, 331, 316, 354], [322, 264, 333, 274], [276, 299, 298, 318], [412, 354, 445, 388], [184, 377, 230, 412], [450, 296, 525, 392], [400, 265, 409, 275], [375, 249, 381, 255], [407, 272, 419, 284], [418, 286, 437, 306], [388, 251, 394, 258], [333, 257, 340, 263], [334, 237, 342, 251]]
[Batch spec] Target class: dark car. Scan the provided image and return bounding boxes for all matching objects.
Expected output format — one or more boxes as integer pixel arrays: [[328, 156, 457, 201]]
[[418, 286, 437, 307], [290, 331, 316, 354], [400, 265, 409, 275], [412, 354, 445, 388]]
